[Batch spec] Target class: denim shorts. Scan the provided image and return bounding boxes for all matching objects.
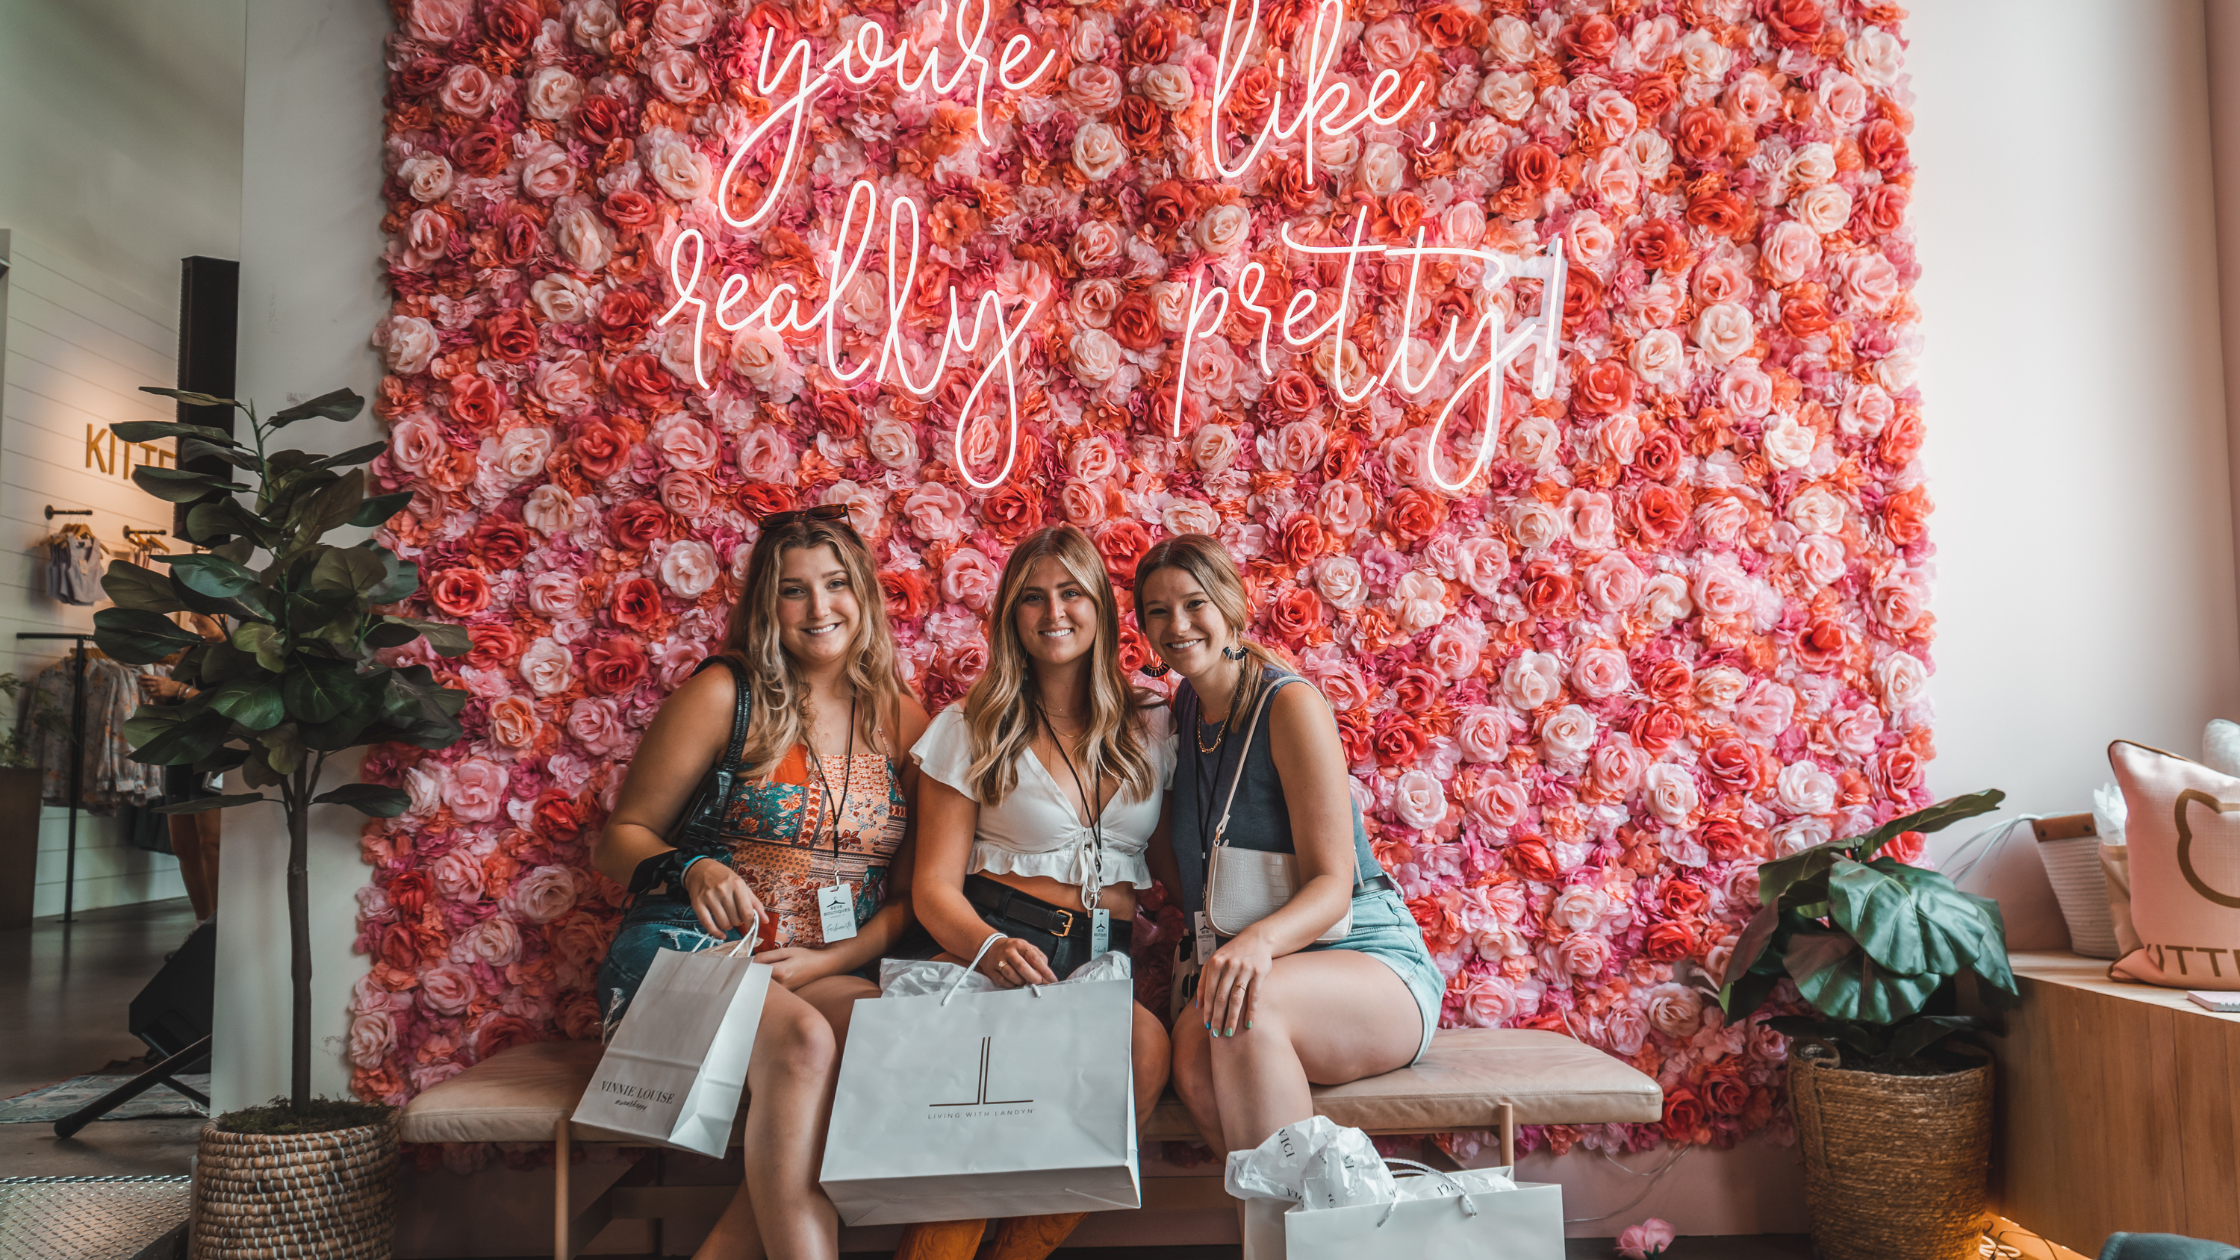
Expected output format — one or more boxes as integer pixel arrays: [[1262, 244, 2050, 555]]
[[1302, 888, 1443, 1064], [594, 900, 739, 1041]]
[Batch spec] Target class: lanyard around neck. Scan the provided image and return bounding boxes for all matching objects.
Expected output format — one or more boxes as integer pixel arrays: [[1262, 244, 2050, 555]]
[[1041, 701, 1106, 910], [806, 694, 857, 883]]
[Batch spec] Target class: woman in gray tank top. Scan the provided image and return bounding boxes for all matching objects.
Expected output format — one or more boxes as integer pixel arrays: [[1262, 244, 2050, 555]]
[[1133, 536, 1444, 1161]]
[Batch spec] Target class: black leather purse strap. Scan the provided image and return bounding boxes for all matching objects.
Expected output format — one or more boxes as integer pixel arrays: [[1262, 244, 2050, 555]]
[[630, 656, 754, 901], [695, 654, 754, 773]]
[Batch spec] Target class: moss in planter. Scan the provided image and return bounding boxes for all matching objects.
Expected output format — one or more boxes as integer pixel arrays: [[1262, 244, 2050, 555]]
[[216, 1097, 395, 1135]]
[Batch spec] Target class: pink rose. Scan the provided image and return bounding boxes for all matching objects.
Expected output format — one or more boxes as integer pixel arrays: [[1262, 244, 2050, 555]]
[[439, 63, 498, 117], [519, 637, 573, 696], [1644, 763, 1699, 826], [1538, 704, 1597, 764], [1759, 220, 1821, 287], [1469, 776, 1530, 828], [652, 416, 720, 472], [1582, 551, 1642, 612], [1392, 570, 1448, 637], [1460, 971, 1539, 1026], [431, 848, 485, 901], [1455, 537, 1509, 600], [1457, 707, 1510, 763], [1776, 761, 1837, 816], [1841, 252, 1903, 314], [1592, 739, 1648, 797], [394, 151, 451, 204], [525, 571, 581, 618], [648, 48, 711, 103], [659, 470, 714, 518], [507, 865, 581, 924], [1502, 651, 1563, 710], [533, 351, 597, 412], [653, 0, 716, 44], [488, 696, 539, 750], [1392, 769, 1448, 830], [1617, 1218, 1677, 1260], [1066, 434, 1120, 481], [420, 963, 478, 1016], [407, 0, 471, 42], [1689, 555, 1754, 621], [1071, 219, 1123, 270], [519, 142, 576, 199], [388, 412, 446, 474], [1871, 576, 1926, 630], [457, 915, 522, 967], [1314, 556, 1367, 610], [942, 548, 1001, 611], [904, 482, 971, 543], [1691, 302, 1756, 364], [444, 757, 510, 822], [1316, 481, 1374, 539], [1298, 650, 1372, 711], [1548, 931, 1613, 981], [347, 1009, 395, 1068], [659, 539, 720, 597], [1569, 646, 1632, 700], [1735, 680, 1797, 740], [1426, 618, 1486, 681]]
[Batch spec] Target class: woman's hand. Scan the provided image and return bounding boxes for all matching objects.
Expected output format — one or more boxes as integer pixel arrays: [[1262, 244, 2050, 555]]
[[753, 946, 842, 991], [1197, 929, 1274, 1037], [979, 935, 1057, 988], [682, 858, 766, 940], [138, 676, 190, 702]]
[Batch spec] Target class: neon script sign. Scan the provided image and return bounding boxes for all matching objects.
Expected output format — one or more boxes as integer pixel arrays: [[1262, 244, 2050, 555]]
[[658, 0, 1565, 494]]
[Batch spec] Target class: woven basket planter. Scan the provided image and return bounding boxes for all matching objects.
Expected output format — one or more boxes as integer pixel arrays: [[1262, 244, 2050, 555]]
[[1790, 1050, 1993, 1260], [190, 1119, 398, 1259]]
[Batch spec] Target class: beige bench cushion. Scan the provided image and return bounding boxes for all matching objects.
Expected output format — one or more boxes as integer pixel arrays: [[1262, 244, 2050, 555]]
[[399, 1027, 1662, 1147]]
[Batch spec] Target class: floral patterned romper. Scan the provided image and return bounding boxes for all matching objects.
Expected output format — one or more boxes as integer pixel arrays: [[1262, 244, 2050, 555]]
[[595, 741, 907, 1037]]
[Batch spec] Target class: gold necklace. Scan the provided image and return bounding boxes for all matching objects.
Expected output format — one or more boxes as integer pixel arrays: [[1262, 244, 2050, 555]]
[[1195, 663, 1250, 755]]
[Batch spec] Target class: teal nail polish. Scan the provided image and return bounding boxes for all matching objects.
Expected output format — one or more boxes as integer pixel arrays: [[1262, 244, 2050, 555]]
[[1247, 1021, 1254, 1030]]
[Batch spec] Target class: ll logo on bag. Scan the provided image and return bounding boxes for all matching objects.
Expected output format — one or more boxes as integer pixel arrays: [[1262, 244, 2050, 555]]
[[930, 1037, 1033, 1114]]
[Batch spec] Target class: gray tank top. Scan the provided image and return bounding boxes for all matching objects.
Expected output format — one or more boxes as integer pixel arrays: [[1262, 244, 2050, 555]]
[[1167, 666, 1387, 918]]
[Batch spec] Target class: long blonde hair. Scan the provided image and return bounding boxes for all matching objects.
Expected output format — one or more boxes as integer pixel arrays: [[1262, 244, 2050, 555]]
[[962, 526, 1156, 807], [722, 517, 907, 775], [1131, 534, 1286, 721]]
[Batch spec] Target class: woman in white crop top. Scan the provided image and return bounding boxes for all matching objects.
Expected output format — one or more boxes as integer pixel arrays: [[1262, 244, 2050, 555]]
[[901, 526, 1175, 1260]]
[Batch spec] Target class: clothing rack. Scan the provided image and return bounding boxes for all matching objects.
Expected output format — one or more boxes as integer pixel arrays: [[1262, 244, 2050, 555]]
[[43, 505, 92, 520], [17, 632, 94, 924], [121, 527, 167, 544]]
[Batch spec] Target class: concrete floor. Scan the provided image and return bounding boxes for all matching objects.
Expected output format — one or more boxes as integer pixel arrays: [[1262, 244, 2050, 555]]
[[0, 897, 204, 1179]]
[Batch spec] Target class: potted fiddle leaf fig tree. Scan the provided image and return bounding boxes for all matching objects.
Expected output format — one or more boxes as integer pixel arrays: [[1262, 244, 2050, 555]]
[[1719, 789, 2018, 1260], [96, 385, 469, 1258]]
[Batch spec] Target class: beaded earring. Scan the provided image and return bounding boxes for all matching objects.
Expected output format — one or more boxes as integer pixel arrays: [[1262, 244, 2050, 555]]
[[1140, 660, 1171, 676], [1220, 645, 1247, 661]]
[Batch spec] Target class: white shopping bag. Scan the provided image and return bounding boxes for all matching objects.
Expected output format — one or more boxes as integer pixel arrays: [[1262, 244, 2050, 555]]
[[570, 932, 771, 1157], [1244, 1161, 1563, 1260], [819, 946, 1139, 1225]]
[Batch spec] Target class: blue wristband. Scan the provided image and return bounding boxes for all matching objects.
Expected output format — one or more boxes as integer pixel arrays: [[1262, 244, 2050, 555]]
[[678, 854, 711, 882]]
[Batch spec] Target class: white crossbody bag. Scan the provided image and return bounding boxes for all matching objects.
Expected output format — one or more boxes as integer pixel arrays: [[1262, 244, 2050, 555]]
[[1201, 681, 1353, 944]]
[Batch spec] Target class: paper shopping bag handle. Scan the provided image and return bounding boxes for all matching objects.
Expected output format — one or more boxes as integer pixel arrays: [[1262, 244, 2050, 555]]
[[1377, 1158, 1477, 1226]]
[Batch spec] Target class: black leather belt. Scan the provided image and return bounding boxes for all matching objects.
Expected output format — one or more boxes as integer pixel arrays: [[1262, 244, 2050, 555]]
[[966, 876, 1078, 937]]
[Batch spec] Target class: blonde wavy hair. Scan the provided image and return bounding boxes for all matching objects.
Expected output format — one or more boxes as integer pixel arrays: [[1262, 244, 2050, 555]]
[[1131, 533, 1286, 720], [961, 526, 1157, 807], [721, 517, 908, 776]]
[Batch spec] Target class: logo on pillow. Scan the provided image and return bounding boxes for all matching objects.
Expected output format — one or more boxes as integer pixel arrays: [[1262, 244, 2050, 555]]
[[2176, 790, 2240, 908]]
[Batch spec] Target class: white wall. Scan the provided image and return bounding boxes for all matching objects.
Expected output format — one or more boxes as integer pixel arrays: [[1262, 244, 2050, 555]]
[[210, 0, 392, 1114], [0, 0, 246, 916], [1910, 0, 2238, 924]]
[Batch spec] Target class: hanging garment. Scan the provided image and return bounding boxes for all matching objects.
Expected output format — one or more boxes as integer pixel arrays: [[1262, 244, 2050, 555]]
[[17, 653, 162, 815], [46, 532, 106, 604]]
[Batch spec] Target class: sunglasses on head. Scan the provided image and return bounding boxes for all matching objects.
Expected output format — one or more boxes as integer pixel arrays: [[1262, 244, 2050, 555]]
[[758, 503, 857, 532]]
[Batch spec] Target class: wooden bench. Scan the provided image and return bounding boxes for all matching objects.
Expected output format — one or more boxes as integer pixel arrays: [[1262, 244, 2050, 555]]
[[398, 1029, 1663, 1259]]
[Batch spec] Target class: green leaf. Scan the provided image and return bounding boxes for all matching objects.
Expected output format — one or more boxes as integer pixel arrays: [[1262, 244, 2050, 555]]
[[234, 622, 287, 673], [313, 442, 388, 470], [283, 659, 360, 723], [240, 747, 285, 789], [1879, 862, 2017, 999], [211, 537, 257, 565], [1721, 968, 1785, 1024], [112, 419, 237, 444], [1716, 903, 1782, 1010], [1884, 1015, 1994, 1062], [1827, 859, 1928, 975], [1852, 790, 2007, 863], [362, 665, 467, 749], [153, 793, 272, 815], [93, 607, 207, 664], [312, 783, 412, 816], [257, 724, 304, 776], [102, 562, 187, 614], [268, 388, 365, 427], [139, 386, 243, 410], [367, 555, 419, 605], [165, 553, 262, 600], [128, 707, 235, 765], [187, 500, 276, 548], [132, 465, 241, 503], [1785, 930, 1945, 1024], [300, 467, 368, 539], [1758, 842, 1847, 910], [351, 491, 414, 529], [179, 437, 261, 471], [308, 546, 388, 595], [205, 676, 288, 731], [400, 618, 472, 657]]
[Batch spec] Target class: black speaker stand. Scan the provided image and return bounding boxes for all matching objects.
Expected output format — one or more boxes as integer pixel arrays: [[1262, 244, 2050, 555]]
[[52, 1036, 211, 1140]]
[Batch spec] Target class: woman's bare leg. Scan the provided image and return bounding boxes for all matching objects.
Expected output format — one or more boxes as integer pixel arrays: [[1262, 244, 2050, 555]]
[[690, 982, 846, 1260], [1202, 951, 1424, 1152]]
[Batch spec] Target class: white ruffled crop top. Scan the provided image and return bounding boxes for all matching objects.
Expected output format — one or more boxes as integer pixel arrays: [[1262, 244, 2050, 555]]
[[911, 701, 1176, 891]]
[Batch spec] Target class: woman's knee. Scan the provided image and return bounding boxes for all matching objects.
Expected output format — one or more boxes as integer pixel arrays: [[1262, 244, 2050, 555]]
[[1131, 1007, 1172, 1092], [760, 1000, 838, 1078], [1168, 1021, 1215, 1107]]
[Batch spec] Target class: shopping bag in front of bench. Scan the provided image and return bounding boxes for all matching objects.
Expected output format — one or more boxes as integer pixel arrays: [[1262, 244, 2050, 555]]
[[570, 935, 771, 1156], [820, 976, 1138, 1224], [1244, 1162, 1561, 1260]]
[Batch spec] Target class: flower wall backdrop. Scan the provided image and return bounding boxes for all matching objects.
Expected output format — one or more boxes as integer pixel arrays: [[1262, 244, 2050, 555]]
[[353, 0, 1929, 1161]]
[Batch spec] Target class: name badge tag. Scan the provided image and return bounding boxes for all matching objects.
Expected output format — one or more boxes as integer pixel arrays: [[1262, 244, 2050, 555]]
[[1193, 911, 1217, 963], [1091, 907, 1111, 957], [818, 883, 857, 943]]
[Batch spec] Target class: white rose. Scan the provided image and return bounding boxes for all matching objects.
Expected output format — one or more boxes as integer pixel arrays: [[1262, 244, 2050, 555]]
[[520, 637, 573, 696], [1549, 886, 1609, 933], [1392, 769, 1448, 830], [1141, 64, 1194, 111], [376, 315, 437, 375], [1194, 203, 1251, 255], [1775, 761, 1838, 816], [1357, 142, 1405, 197], [1875, 347, 1920, 394], [1072, 121, 1126, 181], [1502, 650, 1564, 711], [1161, 497, 1222, 537], [645, 132, 713, 202], [1625, 130, 1673, 182], [1639, 573, 1692, 627], [1878, 650, 1931, 711], [1479, 71, 1535, 123], [1849, 27, 1907, 88], [1316, 556, 1367, 610], [1511, 500, 1563, 551], [1692, 302, 1756, 365], [1696, 665, 1749, 710], [1643, 763, 1699, 826], [1191, 423, 1239, 472], [1539, 704, 1597, 763], [526, 66, 582, 121], [1785, 142, 1837, 188], [1787, 486, 1847, 535], [1489, 15, 1535, 64], [1069, 328, 1121, 382], [866, 417, 919, 468], [498, 425, 553, 481], [1792, 183, 1854, 236], [1761, 413, 1817, 471], [1676, 29, 1730, 80], [659, 539, 719, 596], [552, 205, 613, 273], [523, 483, 583, 535], [1630, 328, 1688, 389], [532, 273, 593, 323], [398, 153, 454, 203]]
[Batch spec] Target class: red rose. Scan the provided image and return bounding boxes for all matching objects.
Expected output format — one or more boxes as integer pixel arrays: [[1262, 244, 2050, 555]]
[[610, 575, 664, 631], [1632, 74, 1678, 118], [598, 289, 655, 345], [1643, 920, 1698, 963], [1643, 657, 1692, 703], [1111, 294, 1164, 352], [1125, 15, 1173, 63], [464, 625, 521, 672], [428, 567, 491, 616], [1319, 433, 1362, 484], [387, 869, 431, 919], [1521, 559, 1573, 616], [1266, 587, 1324, 647], [1632, 485, 1690, 547], [1509, 143, 1559, 192], [1266, 369, 1319, 417], [451, 127, 508, 176], [1675, 106, 1729, 164], [1094, 519, 1153, 585], [1793, 616, 1849, 672], [603, 190, 661, 234], [1333, 707, 1375, 764], [1857, 184, 1910, 237], [811, 390, 863, 439], [532, 792, 582, 839], [584, 636, 648, 695], [1703, 738, 1759, 794], [1372, 711, 1429, 768], [1631, 704, 1686, 756], [1143, 180, 1198, 235], [881, 569, 932, 621], [1657, 878, 1709, 919], [576, 96, 632, 145], [1764, 0, 1823, 44], [1779, 285, 1833, 338], [484, 308, 539, 363], [610, 498, 671, 552], [1415, 2, 1478, 48], [1508, 839, 1559, 882], [1876, 747, 1926, 798], [1562, 266, 1603, 332], [497, 209, 540, 266], [1116, 621, 1157, 675], [484, 0, 540, 51], [1861, 118, 1910, 173], [1699, 816, 1756, 862], [1879, 829, 1926, 865], [1559, 13, 1616, 61], [399, 57, 447, 96], [571, 417, 630, 479], [1117, 96, 1163, 150], [448, 375, 504, 430], [1390, 665, 1443, 715], [1701, 1064, 1751, 1118], [1626, 219, 1691, 272], [472, 517, 533, 570], [981, 483, 1046, 544], [1685, 190, 1754, 239], [609, 354, 673, 409], [1571, 358, 1635, 417], [1385, 489, 1446, 545], [475, 1014, 541, 1062], [1879, 409, 1926, 468], [1277, 513, 1325, 568], [737, 483, 797, 517]]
